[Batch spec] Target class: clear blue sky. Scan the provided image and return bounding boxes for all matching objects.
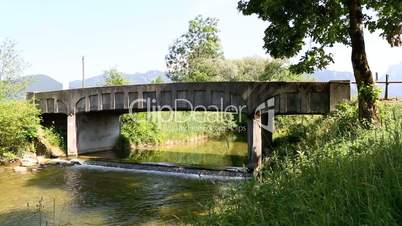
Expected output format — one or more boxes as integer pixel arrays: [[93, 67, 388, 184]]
[[1, 0, 401, 84]]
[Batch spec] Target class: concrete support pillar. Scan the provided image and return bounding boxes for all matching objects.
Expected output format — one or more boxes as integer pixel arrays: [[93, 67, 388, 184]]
[[261, 113, 273, 158], [67, 114, 78, 157], [261, 112, 273, 157], [247, 112, 262, 171]]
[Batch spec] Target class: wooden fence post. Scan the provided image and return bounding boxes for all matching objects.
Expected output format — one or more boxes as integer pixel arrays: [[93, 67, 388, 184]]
[[385, 74, 389, 100]]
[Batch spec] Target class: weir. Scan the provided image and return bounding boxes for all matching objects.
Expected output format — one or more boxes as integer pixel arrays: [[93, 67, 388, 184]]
[[27, 81, 350, 171]]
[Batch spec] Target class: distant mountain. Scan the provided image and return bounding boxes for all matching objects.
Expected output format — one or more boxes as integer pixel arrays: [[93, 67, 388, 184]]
[[385, 62, 402, 98], [24, 74, 63, 92], [314, 68, 402, 98], [313, 69, 354, 82], [69, 70, 169, 88], [387, 62, 402, 77]]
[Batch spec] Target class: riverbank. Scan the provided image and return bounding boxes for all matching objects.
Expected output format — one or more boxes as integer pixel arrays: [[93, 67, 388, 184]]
[[197, 100, 402, 225]]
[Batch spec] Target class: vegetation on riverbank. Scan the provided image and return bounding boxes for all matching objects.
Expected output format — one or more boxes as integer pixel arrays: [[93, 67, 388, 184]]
[[0, 100, 40, 161], [0, 99, 67, 162], [120, 112, 239, 146], [197, 101, 402, 225]]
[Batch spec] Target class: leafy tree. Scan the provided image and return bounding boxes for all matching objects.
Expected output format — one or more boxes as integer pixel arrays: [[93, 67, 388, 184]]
[[187, 56, 309, 82], [229, 57, 309, 81], [103, 68, 128, 86], [0, 39, 29, 100], [151, 75, 165, 84], [238, 0, 401, 122], [166, 15, 223, 81]]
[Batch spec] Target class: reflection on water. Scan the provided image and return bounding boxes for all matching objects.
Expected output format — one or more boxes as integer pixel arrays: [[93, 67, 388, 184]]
[[0, 165, 229, 225], [84, 137, 248, 169]]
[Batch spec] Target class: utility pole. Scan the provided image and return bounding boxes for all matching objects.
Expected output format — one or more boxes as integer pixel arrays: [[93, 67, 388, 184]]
[[82, 56, 85, 88]]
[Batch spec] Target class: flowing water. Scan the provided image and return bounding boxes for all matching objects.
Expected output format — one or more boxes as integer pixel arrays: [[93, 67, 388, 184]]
[[0, 138, 248, 225]]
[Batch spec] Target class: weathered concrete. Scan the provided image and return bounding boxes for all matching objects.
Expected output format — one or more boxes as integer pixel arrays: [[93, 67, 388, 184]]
[[27, 81, 350, 116], [27, 81, 351, 171], [76, 112, 120, 153], [67, 114, 78, 156], [261, 113, 273, 157], [247, 112, 262, 171]]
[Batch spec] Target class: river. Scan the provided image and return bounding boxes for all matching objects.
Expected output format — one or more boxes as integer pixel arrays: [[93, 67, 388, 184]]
[[0, 138, 247, 225]]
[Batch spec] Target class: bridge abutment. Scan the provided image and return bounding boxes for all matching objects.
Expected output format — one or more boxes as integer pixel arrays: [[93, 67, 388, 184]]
[[67, 112, 121, 156], [76, 113, 121, 154]]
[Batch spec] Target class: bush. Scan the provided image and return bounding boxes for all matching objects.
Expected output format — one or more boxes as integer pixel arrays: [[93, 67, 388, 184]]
[[197, 101, 402, 225], [0, 100, 40, 159], [42, 127, 66, 151], [120, 113, 161, 145]]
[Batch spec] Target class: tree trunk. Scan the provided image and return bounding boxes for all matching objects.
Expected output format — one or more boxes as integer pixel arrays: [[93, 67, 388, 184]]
[[348, 0, 378, 122]]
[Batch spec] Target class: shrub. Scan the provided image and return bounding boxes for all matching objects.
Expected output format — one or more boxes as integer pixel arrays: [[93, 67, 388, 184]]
[[42, 127, 66, 151], [120, 113, 161, 145], [0, 100, 40, 159]]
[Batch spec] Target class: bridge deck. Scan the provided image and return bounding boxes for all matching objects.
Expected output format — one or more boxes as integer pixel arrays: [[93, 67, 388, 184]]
[[27, 81, 350, 115]]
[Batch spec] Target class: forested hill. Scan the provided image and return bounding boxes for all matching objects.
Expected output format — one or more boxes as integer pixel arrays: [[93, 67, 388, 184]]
[[24, 74, 63, 92]]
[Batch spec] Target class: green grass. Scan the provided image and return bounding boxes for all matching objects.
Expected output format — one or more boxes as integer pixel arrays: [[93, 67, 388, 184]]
[[121, 112, 239, 146], [197, 101, 402, 225], [42, 127, 66, 151]]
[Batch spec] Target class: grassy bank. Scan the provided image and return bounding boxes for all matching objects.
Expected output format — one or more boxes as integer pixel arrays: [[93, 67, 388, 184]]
[[197, 101, 402, 225]]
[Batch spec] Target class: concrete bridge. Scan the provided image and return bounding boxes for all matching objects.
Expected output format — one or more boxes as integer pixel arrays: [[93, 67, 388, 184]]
[[27, 81, 350, 171]]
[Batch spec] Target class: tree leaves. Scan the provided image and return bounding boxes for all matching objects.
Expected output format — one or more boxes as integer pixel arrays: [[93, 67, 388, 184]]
[[103, 68, 128, 86], [0, 39, 29, 100], [365, 0, 402, 47], [165, 15, 223, 81], [238, 0, 401, 73]]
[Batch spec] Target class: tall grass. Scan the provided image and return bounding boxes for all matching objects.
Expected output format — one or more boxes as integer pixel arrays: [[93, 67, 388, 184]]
[[121, 112, 238, 146], [197, 101, 402, 225]]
